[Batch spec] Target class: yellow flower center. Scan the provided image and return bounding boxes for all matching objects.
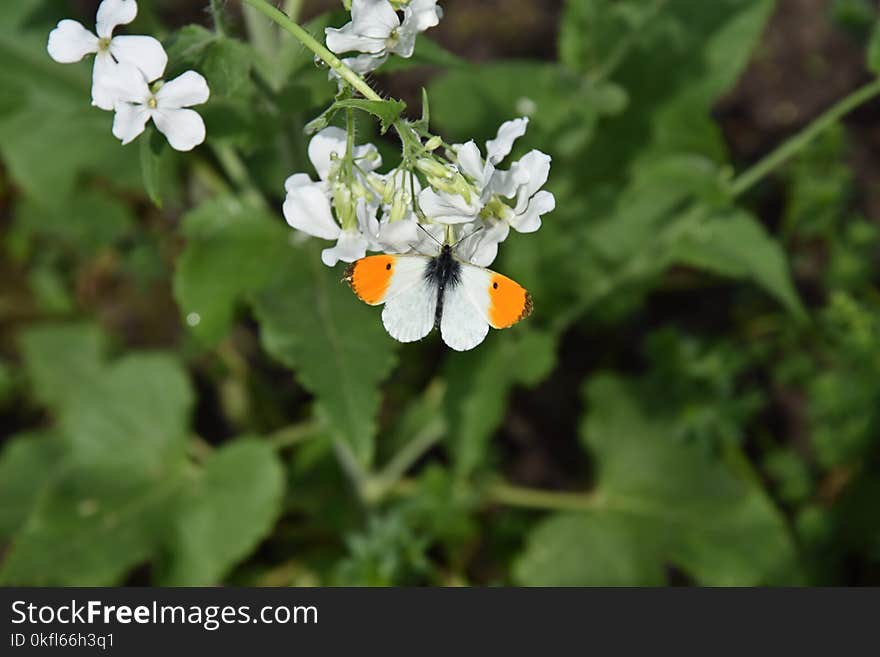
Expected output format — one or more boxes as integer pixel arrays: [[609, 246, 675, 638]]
[[147, 97, 158, 109]]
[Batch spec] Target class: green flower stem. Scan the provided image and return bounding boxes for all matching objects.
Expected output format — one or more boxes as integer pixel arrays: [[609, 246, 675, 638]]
[[241, 0, 383, 103], [363, 418, 446, 504], [209, 0, 227, 37], [486, 482, 604, 512], [269, 420, 322, 450], [729, 77, 880, 198], [210, 143, 267, 210]]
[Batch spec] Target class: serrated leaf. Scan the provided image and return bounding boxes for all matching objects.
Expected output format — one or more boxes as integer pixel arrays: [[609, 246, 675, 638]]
[[18, 322, 107, 409], [669, 210, 806, 318], [173, 195, 288, 344], [445, 330, 557, 478], [61, 354, 194, 473], [161, 439, 285, 585], [251, 244, 398, 467], [0, 466, 183, 586], [514, 374, 801, 585], [0, 432, 64, 539]]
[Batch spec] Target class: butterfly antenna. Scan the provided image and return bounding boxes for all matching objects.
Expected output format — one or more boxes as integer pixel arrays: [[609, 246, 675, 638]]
[[417, 223, 443, 246], [452, 225, 484, 248]]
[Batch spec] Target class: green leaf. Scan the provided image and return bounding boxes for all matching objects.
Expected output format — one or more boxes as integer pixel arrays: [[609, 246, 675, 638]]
[[173, 195, 288, 344], [0, 466, 182, 586], [514, 512, 665, 586], [19, 322, 107, 410], [514, 374, 802, 586], [61, 354, 194, 472], [331, 98, 407, 134], [252, 244, 398, 467], [161, 440, 285, 585], [669, 210, 806, 318], [140, 128, 164, 208], [559, 0, 653, 75], [0, 432, 64, 539], [445, 330, 556, 478], [867, 20, 880, 74]]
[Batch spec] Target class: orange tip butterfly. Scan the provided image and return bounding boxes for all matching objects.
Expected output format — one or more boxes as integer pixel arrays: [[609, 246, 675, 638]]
[[344, 243, 533, 351]]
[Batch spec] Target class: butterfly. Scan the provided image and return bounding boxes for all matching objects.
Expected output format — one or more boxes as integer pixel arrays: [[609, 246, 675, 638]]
[[344, 241, 533, 351]]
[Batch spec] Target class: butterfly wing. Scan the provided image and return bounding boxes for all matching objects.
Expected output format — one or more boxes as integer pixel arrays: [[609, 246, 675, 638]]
[[439, 261, 533, 351], [345, 254, 438, 343]]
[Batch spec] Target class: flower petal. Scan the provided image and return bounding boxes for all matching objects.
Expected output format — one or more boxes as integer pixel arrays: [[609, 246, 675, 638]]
[[509, 190, 555, 233], [96, 0, 138, 39], [153, 108, 206, 151], [109, 35, 168, 82], [283, 176, 340, 240], [341, 53, 387, 75], [308, 127, 348, 180], [377, 218, 420, 253], [95, 59, 151, 106], [404, 0, 442, 32], [321, 230, 368, 267], [47, 20, 99, 64], [91, 51, 120, 110], [512, 149, 552, 199], [457, 221, 510, 267], [155, 70, 210, 109], [486, 117, 529, 164], [418, 189, 481, 224], [351, 0, 400, 34], [325, 27, 386, 55], [455, 141, 485, 182], [112, 102, 151, 145]]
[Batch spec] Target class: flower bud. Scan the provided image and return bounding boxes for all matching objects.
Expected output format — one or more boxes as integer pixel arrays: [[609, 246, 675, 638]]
[[388, 189, 409, 223], [424, 135, 442, 151], [415, 157, 453, 181], [333, 184, 357, 230]]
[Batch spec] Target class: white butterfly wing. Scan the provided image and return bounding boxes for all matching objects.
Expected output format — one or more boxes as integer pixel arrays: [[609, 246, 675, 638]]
[[381, 255, 438, 343], [439, 262, 491, 351]]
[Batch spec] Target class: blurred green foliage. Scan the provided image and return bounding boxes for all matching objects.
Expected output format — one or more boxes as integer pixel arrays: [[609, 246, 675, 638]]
[[1, 0, 880, 586]]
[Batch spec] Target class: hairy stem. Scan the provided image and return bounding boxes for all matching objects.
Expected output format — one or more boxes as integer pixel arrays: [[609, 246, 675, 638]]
[[241, 0, 383, 102], [729, 77, 880, 198]]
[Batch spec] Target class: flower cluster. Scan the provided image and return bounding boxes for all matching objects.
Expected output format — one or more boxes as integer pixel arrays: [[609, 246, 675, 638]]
[[326, 0, 443, 74], [282, 0, 554, 268], [284, 119, 555, 268], [48, 0, 209, 151]]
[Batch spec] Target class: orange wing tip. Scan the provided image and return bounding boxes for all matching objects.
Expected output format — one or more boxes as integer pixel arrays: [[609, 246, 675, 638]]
[[488, 273, 533, 329], [345, 255, 396, 305]]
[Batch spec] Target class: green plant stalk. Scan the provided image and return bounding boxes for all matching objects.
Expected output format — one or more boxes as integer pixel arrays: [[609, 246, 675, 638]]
[[209, 0, 227, 37], [729, 77, 880, 198], [210, 143, 267, 210], [486, 482, 604, 512], [241, 0, 383, 102]]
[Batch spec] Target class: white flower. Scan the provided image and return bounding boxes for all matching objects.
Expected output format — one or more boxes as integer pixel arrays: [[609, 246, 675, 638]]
[[325, 0, 442, 74], [47, 0, 167, 110], [418, 117, 530, 226], [497, 150, 556, 234], [417, 117, 555, 267], [283, 128, 383, 266], [99, 63, 210, 151]]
